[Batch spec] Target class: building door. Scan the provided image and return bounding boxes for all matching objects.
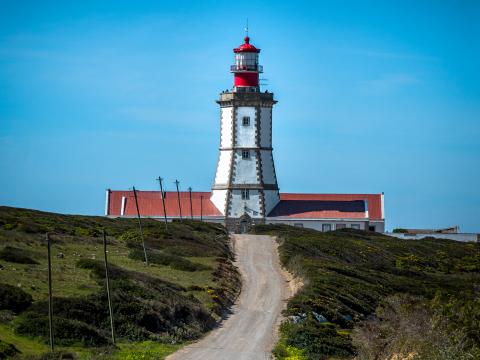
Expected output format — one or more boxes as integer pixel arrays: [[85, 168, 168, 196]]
[[238, 214, 252, 234], [240, 220, 249, 234]]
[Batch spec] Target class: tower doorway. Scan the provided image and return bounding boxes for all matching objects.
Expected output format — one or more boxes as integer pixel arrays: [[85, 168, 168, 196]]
[[239, 213, 252, 234]]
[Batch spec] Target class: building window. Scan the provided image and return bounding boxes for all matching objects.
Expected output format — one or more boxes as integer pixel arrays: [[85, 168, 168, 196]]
[[369, 225, 376, 232], [242, 116, 250, 126], [351, 224, 360, 230], [242, 150, 250, 159], [241, 189, 250, 200], [294, 223, 304, 228], [336, 224, 346, 230], [322, 224, 332, 232]]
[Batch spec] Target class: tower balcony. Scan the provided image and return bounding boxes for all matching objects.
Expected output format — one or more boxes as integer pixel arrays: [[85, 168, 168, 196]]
[[230, 64, 263, 73]]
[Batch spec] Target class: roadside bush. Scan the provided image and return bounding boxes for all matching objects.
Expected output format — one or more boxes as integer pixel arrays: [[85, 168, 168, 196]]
[[352, 293, 480, 360], [0, 246, 38, 264], [0, 283, 33, 313], [279, 320, 354, 359]]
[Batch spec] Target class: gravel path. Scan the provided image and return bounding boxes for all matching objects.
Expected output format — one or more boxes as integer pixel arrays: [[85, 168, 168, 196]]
[[167, 234, 293, 360]]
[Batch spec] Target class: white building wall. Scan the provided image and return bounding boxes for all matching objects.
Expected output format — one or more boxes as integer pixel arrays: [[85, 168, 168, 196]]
[[387, 232, 478, 243], [260, 150, 276, 184], [260, 107, 272, 147], [264, 190, 280, 216], [369, 221, 385, 233], [265, 219, 370, 231], [220, 107, 233, 148], [214, 150, 232, 185], [236, 107, 257, 147], [211, 189, 228, 216], [229, 189, 262, 218], [232, 150, 258, 184]]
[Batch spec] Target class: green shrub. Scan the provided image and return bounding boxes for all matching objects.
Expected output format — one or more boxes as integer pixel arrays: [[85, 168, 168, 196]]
[[0, 246, 39, 264], [128, 249, 210, 272], [0, 339, 19, 359], [253, 225, 480, 359], [119, 230, 142, 246], [2, 223, 16, 230], [23, 351, 78, 359], [15, 312, 109, 347], [352, 294, 480, 360], [280, 320, 354, 359], [0, 283, 33, 313]]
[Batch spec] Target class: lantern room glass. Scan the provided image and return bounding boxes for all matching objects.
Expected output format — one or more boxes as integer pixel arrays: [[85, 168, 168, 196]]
[[235, 53, 258, 70]]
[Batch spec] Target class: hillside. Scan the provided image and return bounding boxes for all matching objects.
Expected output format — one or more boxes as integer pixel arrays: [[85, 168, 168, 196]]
[[253, 225, 480, 360], [0, 206, 240, 359]]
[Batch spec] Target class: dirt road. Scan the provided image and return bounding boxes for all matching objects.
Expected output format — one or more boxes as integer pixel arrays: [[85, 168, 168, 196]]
[[167, 234, 295, 360]]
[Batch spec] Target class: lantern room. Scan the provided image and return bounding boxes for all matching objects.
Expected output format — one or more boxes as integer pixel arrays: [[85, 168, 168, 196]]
[[231, 36, 263, 91]]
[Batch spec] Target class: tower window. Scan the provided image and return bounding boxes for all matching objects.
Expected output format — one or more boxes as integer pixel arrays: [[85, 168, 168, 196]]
[[242, 116, 250, 126], [242, 150, 250, 159], [241, 189, 250, 200]]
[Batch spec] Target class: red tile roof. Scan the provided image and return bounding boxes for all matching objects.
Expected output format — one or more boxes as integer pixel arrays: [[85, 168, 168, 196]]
[[107, 190, 222, 218], [106, 191, 383, 220], [276, 193, 384, 220], [268, 199, 367, 219]]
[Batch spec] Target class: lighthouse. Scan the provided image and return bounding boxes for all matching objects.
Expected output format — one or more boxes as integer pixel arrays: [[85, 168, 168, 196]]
[[106, 35, 386, 234], [210, 36, 280, 230]]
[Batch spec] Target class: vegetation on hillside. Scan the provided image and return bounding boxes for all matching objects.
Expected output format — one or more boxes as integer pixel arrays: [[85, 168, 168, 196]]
[[253, 225, 480, 360], [0, 206, 240, 359]]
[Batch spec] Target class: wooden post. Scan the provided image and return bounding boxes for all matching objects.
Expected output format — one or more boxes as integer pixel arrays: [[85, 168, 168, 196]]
[[174, 180, 182, 220], [188, 187, 193, 220], [156, 176, 168, 230], [200, 195, 203, 221], [132, 186, 149, 266], [102, 230, 116, 344], [46, 233, 54, 352]]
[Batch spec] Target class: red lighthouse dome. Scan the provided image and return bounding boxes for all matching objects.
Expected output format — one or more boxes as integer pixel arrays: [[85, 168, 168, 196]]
[[233, 36, 260, 53], [231, 36, 263, 92]]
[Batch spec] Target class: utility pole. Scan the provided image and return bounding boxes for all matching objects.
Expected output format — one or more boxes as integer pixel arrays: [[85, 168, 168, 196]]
[[132, 186, 149, 265], [156, 176, 168, 230], [174, 180, 182, 220], [200, 195, 203, 221], [46, 233, 54, 352], [188, 187, 193, 220], [102, 230, 115, 344]]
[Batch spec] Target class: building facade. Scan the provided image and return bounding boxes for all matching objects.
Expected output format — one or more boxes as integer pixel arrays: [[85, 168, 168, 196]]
[[106, 36, 385, 233]]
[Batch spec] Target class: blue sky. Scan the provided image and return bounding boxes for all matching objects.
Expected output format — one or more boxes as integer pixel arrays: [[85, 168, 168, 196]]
[[0, 1, 479, 231]]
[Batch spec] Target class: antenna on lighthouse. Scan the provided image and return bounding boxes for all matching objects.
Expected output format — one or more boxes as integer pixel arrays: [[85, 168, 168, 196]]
[[245, 18, 249, 37]]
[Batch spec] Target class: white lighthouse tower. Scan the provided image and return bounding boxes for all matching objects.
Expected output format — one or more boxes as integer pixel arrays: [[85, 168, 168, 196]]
[[211, 35, 280, 231]]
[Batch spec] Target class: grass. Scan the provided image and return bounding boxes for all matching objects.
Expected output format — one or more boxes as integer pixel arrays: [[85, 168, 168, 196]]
[[253, 225, 480, 359], [0, 206, 240, 359], [0, 324, 48, 355], [0, 325, 180, 360]]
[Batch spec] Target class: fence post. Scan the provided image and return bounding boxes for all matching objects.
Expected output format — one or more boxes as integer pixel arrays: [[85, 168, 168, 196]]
[[102, 230, 116, 344], [156, 176, 168, 230], [174, 180, 182, 219], [132, 186, 149, 266], [46, 233, 54, 352], [188, 187, 193, 220]]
